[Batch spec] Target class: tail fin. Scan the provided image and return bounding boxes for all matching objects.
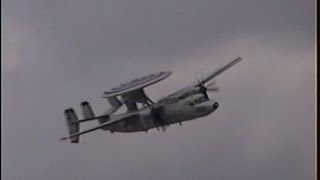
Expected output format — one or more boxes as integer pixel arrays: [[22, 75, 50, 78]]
[[64, 108, 80, 143], [80, 101, 95, 119], [80, 101, 109, 130]]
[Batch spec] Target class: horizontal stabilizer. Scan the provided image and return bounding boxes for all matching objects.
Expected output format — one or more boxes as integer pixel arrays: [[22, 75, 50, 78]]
[[60, 112, 139, 141], [76, 113, 110, 123], [64, 108, 80, 143]]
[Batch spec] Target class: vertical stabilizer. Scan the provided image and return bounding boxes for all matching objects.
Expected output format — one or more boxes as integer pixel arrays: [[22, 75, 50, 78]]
[[80, 101, 95, 119], [64, 108, 80, 143]]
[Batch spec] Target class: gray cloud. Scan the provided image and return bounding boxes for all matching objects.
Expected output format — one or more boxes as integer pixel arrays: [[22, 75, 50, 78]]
[[2, 0, 315, 179]]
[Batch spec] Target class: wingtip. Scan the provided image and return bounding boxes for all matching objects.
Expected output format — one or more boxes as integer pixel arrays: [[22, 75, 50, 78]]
[[235, 57, 242, 61], [60, 137, 68, 141]]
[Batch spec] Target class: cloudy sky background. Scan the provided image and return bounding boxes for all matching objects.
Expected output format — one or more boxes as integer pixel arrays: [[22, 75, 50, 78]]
[[2, 0, 315, 179]]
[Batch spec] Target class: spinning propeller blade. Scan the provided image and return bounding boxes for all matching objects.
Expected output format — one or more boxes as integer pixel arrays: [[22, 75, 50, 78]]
[[195, 74, 219, 98], [206, 80, 216, 88]]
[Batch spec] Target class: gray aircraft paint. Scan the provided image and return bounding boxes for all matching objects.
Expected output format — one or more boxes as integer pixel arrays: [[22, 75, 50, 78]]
[[2, 0, 315, 179]]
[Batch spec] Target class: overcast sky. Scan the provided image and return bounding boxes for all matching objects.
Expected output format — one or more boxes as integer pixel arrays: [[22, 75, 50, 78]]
[[2, 0, 315, 179]]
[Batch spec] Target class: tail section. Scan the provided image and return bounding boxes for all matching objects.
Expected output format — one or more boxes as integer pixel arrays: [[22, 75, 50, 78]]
[[64, 108, 80, 143], [80, 101, 109, 130], [62, 101, 117, 141], [80, 101, 95, 119]]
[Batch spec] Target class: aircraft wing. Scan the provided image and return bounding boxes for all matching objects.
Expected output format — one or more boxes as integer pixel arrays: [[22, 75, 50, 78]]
[[194, 57, 242, 86], [60, 112, 138, 141]]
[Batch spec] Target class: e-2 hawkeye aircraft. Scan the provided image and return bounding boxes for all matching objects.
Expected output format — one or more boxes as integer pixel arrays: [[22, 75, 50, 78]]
[[61, 57, 242, 143]]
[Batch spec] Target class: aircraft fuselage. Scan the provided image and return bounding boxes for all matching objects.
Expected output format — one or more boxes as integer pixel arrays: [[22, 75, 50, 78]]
[[107, 93, 219, 132]]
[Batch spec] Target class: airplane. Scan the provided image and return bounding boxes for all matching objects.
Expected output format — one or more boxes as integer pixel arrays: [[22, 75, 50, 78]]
[[61, 57, 243, 143]]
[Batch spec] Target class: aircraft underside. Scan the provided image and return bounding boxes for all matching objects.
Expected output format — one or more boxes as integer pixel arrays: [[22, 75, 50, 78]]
[[107, 115, 188, 133]]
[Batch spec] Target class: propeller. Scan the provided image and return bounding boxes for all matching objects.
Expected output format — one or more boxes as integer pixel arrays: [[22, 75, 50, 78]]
[[206, 80, 220, 92], [196, 77, 219, 98]]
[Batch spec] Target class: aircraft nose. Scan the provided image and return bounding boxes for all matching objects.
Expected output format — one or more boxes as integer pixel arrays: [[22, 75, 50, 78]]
[[213, 102, 219, 109]]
